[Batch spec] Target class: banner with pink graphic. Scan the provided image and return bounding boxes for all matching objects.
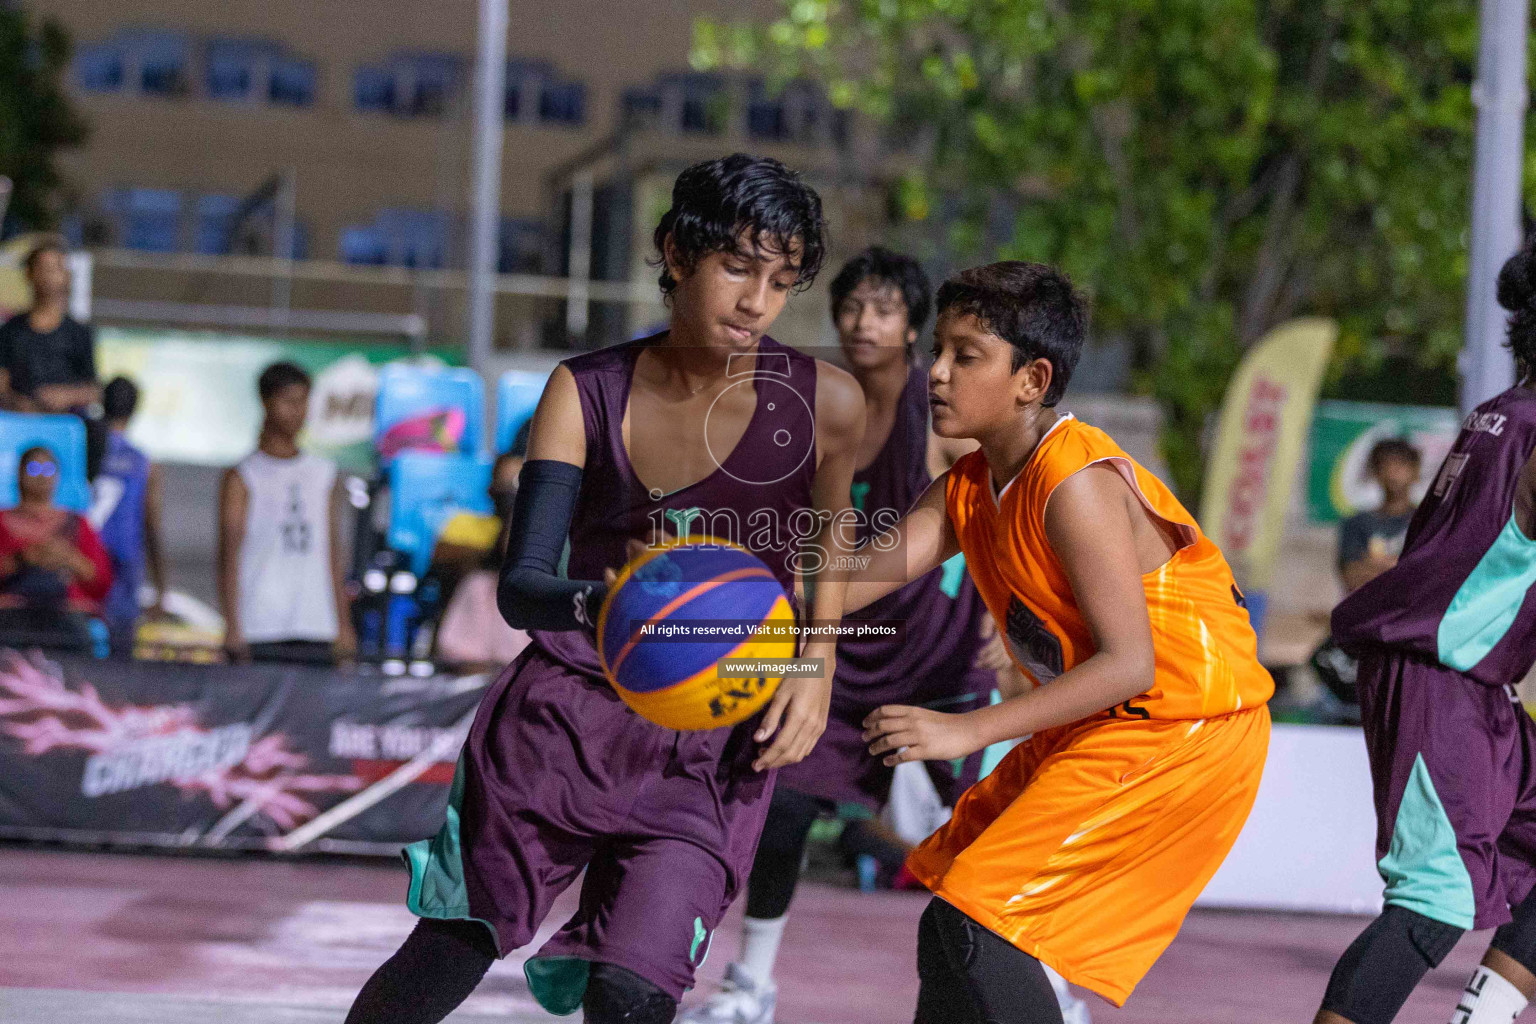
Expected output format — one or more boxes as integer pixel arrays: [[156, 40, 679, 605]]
[[0, 651, 486, 853]]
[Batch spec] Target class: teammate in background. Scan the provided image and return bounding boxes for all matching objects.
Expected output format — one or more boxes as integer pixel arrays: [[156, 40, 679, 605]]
[[89, 376, 169, 653], [682, 247, 1090, 1024], [218, 361, 356, 667], [1338, 438, 1422, 593], [344, 154, 865, 1024], [847, 261, 1273, 1021], [1311, 248, 1536, 1024]]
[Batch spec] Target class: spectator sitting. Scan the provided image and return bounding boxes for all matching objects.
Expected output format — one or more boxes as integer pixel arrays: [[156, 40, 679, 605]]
[[88, 377, 168, 653], [1338, 437, 1422, 593], [218, 362, 356, 667], [434, 451, 530, 672], [0, 445, 111, 651], [0, 241, 101, 415]]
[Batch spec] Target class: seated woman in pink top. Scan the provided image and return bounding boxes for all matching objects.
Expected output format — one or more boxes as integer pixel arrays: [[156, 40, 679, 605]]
[[0, 446, 111, 651]]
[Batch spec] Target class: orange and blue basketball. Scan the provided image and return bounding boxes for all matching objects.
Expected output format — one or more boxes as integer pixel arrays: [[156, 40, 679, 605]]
[[596, 539, 795, 731]]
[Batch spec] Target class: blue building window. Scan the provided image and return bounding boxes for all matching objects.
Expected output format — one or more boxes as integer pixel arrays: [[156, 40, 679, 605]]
[[206, 40, 254, 100], [269, 57, 316, 106], [747, 100, 786, 140], [403, 54, 460, 117], [354, 67, 395, 112], [663, 74, 725, 135], [74, 42, 125, 92], [122, 188, 184, 252], [621, 88, 661, 129], [342, 209, 448, 268], [499, 219, 545, 274], [354, 53, 461, 117], [194, 194, 241, 254], [539, 81, 584, 126], [340, 226, 388, 266], [134, 32, 190, 97]]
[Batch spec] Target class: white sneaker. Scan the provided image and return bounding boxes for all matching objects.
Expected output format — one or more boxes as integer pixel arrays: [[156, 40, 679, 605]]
[[680, 962, 777, 1024]]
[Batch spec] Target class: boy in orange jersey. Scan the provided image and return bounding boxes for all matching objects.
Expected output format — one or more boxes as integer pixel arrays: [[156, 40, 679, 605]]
[[845, 261, 1273, 1022]]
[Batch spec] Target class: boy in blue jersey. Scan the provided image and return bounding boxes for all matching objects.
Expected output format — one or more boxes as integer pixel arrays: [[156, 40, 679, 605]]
[[87, 377, 167, 653]]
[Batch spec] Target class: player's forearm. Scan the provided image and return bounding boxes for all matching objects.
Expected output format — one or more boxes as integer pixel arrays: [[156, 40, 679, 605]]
[[965, 651, 1154, 746], [805, 527, 851, 625], [843, 543, 914, 613], [37, 382, 100, 410]]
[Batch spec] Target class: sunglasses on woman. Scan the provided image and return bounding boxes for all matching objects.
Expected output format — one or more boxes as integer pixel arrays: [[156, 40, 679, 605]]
[[24, 461, 57, 478]]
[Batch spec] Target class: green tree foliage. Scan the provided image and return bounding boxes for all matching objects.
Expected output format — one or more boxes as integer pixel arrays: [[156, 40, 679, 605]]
[[0, 8, 87, 231], [695, 0, 1510, 499]]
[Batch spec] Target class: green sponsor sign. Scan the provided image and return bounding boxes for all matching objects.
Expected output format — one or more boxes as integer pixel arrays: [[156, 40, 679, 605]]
[[95, 327, 461, 472], [1306, 400, 1460, 524]]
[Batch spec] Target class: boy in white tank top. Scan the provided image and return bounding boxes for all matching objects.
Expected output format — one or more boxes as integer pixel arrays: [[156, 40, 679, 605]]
[[218, 361, 354, 666]]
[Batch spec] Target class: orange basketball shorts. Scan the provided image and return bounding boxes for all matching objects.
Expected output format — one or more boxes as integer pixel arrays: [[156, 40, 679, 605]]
[[906, 705, 1270, 1006]]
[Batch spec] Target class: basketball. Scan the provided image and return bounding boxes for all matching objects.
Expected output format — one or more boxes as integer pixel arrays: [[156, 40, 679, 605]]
[[596, 539, 796, 731]]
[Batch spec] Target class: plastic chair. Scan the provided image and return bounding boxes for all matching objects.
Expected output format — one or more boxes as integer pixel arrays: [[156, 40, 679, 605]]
[[495, 370, 548, 455], [387, 451, 494, 575], [374, 363, 486, 465], [0, 412, 91, 512]]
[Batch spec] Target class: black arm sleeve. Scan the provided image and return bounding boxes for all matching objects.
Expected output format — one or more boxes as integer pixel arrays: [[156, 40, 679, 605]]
[[497, 459, 607, 632]]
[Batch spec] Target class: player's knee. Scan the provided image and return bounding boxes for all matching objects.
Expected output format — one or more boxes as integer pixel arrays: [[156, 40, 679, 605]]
[[1492, 890, 1536, 974], [582, 962, 677, 1024], [1321, 906, 1464, 1024]]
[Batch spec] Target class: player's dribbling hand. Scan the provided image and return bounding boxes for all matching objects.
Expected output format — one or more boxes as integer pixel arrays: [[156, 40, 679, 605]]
[[863, 705, 983, 766], [752, 652, 834, 772]]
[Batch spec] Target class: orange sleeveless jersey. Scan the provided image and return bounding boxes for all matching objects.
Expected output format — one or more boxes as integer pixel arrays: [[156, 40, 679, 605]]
[[945, 415, 1273, 721]]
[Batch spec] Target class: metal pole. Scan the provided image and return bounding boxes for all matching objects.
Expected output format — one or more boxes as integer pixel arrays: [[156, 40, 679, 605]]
[[467, 0, 509, 375], [272, 167, 297, 332], [1462, 0, 1531, 414], [566, 169, 594, 345]]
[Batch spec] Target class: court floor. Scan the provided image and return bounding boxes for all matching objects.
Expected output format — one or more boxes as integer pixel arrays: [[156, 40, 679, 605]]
[[0, 847, 1487, 1023]]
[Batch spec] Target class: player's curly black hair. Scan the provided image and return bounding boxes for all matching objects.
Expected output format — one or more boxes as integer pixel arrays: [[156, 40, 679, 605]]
[[651, 154, 827, 299], [935, 261, 1087, 408], [829, 246, 933, 333], [1496, 243, 1536, 383]]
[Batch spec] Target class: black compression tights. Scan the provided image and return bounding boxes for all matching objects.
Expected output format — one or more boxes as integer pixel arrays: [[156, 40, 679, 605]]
[[345, 917, 497, 1024], [744, 786, 827, 920], [914, 898, 1064, 1024], [345, 918, 678, 1024]]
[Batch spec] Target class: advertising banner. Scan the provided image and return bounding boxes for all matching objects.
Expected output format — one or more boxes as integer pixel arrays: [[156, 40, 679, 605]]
[[1199, 319, 1337, 592], [0, 650, 486, 854], [95, 327, 460, 473], [1305, 400, 1461, 524]]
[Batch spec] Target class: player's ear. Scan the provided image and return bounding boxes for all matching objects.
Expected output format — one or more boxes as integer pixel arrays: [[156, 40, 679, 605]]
[[1014, 357, 1054, 407], [662, 234, 689, 287]]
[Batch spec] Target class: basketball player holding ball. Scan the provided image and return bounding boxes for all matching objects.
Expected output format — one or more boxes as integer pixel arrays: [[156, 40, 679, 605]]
[[343, 154, 866, 1024]]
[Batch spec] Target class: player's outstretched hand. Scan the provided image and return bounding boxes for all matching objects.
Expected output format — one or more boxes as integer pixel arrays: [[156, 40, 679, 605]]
[[863, 705, 983, 766], [752, 667, 833, 772]]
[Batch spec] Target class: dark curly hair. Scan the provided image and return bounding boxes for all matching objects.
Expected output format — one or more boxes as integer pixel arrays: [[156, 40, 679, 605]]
[[934, 261, 1087, 407], [651, 154, 827, 299], [829, 246, 933, 333], [1498, 243, 1536, 383]]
